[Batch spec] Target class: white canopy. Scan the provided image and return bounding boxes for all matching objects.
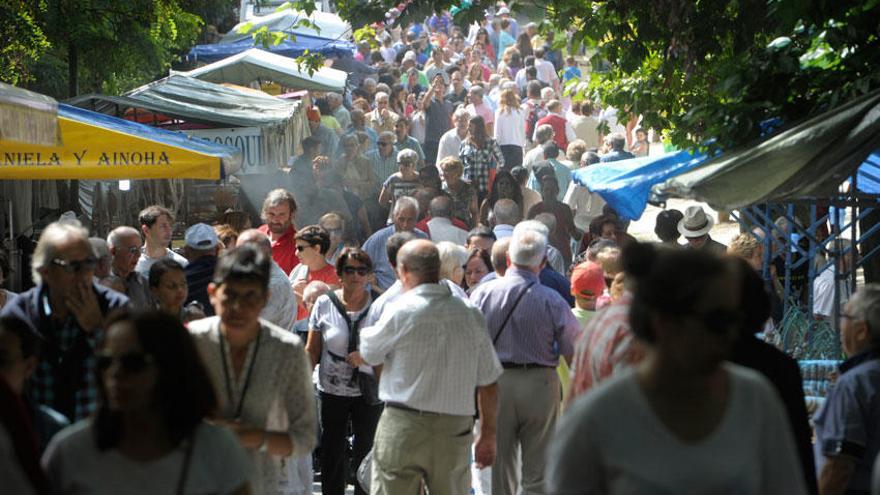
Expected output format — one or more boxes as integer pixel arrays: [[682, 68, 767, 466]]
[[223, 9, 351, 44], [178, 48, 348, 92]]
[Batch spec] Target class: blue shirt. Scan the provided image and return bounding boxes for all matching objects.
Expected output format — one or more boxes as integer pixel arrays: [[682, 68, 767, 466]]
[[563, 66, 582, 82], [528, 158, 572, 201], [813, 351, 880, 491], [361, 225, 429, 290], [469, 268, 579, 366]]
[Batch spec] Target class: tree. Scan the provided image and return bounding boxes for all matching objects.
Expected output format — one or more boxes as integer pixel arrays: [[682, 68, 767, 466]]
[[0, 1, 50, 86], [544, 0, 880, 151], [17, 0, 203, 98]]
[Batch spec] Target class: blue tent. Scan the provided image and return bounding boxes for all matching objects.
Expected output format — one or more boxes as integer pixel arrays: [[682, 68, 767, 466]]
[[856, 151, 880, 194], [571, 150, 708, 220], [187, 34, 355, 65]]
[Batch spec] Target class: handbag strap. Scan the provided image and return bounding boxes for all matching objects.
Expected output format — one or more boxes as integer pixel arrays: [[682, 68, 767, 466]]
[[492, 282, 535, 345], [326, 291, 372, 354], [175, 433, 196, 495]]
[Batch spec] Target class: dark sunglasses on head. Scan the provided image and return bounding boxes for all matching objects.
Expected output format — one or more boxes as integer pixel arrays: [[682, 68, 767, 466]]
[[96, 351, 155, 374], [51, 257, 97, 273], [342, 266, 370, 276]]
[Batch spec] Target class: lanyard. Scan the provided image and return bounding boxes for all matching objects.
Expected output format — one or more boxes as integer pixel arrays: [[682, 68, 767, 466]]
[[218, 326, 262, 420]]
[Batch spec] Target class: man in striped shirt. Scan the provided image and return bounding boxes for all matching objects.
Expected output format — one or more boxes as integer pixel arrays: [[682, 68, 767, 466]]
[[470, 221, 580, 495]]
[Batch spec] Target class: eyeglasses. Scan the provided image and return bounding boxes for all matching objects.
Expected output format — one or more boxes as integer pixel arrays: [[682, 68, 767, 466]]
[[295, 244, 313, 252], [125, 246, 140, 255], [96, 351, 155, 374], [342, 266, 370, 276], [51, 257, 97, 273], [378, 142, 393, 147]]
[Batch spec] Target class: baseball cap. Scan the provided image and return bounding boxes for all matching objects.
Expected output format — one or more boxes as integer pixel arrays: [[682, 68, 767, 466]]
[[497, 7, 510, 15], [570, 261, 606, 299], [403, 51, 418, 63], [185, 223, 219, 250]]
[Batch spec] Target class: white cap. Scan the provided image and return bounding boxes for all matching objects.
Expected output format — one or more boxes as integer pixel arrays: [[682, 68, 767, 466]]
[[184, 223, 219, 249], [403, 51, 417, 63], [497, 7, 510, 15]]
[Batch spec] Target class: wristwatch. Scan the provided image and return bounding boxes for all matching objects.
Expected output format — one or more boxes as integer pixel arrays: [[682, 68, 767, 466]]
[[258, 431, 268, 453]]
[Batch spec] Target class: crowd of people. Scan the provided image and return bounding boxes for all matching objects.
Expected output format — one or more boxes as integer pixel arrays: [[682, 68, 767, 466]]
[[2, 4, 880, 495]]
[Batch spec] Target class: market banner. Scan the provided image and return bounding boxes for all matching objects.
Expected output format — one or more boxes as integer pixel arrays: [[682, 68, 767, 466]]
[[0, 104, 240, 181]]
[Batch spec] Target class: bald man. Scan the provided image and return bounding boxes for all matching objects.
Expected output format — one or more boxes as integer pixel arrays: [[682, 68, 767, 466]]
[[237, 229, 298, 331], [360, 240, 502, 494]]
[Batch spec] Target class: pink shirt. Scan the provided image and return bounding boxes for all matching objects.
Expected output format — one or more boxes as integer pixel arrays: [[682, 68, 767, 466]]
[[466, 102, 494, 124]]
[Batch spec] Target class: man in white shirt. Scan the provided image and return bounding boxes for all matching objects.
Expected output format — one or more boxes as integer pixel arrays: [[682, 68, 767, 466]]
[[523, 125, 554, 171], [813, 239, 855, 319], [436, 108, 471, 166], [426, 196, 470, 245], [134, 205, 188, 277], [360, 240, 502, 494], [533, 47, 559, 91]]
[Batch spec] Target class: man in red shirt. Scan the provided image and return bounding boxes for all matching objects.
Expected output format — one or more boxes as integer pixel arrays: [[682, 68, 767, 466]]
[[257, 188, 300, 274]]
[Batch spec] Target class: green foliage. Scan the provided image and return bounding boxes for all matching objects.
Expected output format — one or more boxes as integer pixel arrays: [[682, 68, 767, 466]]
[[0, 1, 50, 85], [9, 0, 203, 98], [545, 0, 880, 152], [236, 0, 326, 76]]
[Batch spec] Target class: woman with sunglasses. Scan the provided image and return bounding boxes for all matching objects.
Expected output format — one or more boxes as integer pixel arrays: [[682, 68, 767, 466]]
[[305, 247, 381, 495], [289, 226, 341, 322], [42, 311, 251, 495], [189, 245, 317, 495], [547, 243, 806, 494]]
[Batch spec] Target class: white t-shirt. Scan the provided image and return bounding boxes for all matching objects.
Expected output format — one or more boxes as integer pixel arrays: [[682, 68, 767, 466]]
[[308, 293, 373, 397], [135, 248, 189, 278], [436, 128, 464, 166], [43, 420, 250, 495], [812, 266, 850, 318], [547, 363, 807, 495]]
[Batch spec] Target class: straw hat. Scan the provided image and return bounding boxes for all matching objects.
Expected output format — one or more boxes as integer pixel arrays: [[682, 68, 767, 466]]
[[677, 205, 714, 238]]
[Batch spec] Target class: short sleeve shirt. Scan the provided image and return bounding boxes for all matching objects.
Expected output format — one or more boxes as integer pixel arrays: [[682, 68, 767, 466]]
[[309, 294, 373, 397], [813, 352, 880, 491]]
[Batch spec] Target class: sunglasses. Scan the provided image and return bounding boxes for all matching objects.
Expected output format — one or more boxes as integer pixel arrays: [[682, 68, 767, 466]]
[[96, 351, 155, 374], [295, 244, 313, 252], [378, 142, 393, 147], [342, 266, 370, 276], [51, 257, 97, 273]]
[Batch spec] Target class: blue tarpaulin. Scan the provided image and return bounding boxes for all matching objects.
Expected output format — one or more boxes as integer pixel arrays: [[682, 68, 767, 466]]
[[571, 150, 708, 220], [856, 151, 880, 194], [187, 34, 355, 65]]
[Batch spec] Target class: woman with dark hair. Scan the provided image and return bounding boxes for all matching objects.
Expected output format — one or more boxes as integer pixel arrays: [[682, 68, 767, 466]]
[[479, 170, 523, 226], [516, 32, 534, 59], [305, 247, 381, 495], [463, 247, 493, 294], [148, 259, 203, 323], [475, 28, 496, 65], [389, 84, 407, 117], [289, 225, 342, 321], [42, 311, 251, 494], [547, 243, 806, 494], [460, 115, 505, 203], [188, 245, 317, 495]]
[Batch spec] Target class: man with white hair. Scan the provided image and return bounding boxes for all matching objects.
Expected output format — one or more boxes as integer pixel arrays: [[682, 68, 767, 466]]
[[367, 91, 399, 135], [470, 222, 580, 495], [106, 226, 153, 308], [437, 107, 472, 165], [361, 240, 502, 494], [327, 92, 350, 130], [1, 221, 129, 421], [88, 237, 112, 279], [523, 124, 555, 170], [362, 197, 428, 290]]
